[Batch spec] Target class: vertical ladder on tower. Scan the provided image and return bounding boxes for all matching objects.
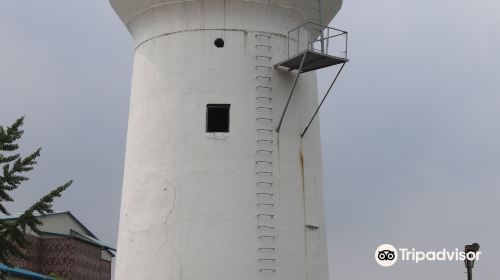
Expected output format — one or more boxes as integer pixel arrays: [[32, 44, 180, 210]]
[[254, 32, 278, 277]]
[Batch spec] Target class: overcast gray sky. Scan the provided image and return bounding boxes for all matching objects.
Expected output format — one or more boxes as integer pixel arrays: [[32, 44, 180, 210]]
[[1, 1, 499, 279]]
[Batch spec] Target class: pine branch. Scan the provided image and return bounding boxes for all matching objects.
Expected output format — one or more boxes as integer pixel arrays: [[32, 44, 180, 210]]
[[0, 154, 19, 164], [0, 148, 41, 208], [0, 180, 72, 265], [0, 117, 72, 271], [0, 117, 24, 152], [16, 181, 72, 233]]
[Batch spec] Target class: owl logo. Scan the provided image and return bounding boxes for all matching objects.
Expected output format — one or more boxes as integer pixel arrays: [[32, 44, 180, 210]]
[[377, 250, 396, 261], [375, 244, 398, 267]]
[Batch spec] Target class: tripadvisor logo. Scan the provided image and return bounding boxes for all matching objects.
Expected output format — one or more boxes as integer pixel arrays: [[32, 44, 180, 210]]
[[375, 244, 398, 267], [375, 244, 482, 267]]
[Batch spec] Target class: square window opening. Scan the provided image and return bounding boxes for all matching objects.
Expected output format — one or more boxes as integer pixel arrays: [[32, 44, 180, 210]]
[[206, 104, 230, 133]]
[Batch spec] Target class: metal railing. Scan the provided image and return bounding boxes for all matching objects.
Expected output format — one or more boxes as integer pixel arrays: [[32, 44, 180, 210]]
[[287, 22, 348, 60]]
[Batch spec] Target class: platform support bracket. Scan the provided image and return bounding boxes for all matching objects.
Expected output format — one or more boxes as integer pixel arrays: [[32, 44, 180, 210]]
[[276, 52, 308, 133], [301, 62, 346, 138]]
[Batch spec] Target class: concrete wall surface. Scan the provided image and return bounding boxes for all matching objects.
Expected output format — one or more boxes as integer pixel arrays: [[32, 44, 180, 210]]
[[111, 0, 340, 279]]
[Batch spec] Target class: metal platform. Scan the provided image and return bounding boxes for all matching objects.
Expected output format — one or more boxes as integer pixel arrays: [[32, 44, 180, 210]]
[[275, 22, 349, 135], [275, 50, 348, 73]]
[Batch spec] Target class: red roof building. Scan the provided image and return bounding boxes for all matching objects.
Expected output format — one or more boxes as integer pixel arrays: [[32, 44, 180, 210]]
[[1, 212, 115, 280]]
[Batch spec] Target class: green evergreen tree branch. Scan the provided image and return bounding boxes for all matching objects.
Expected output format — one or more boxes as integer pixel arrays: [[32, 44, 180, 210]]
[[0, 117, 71, 274]]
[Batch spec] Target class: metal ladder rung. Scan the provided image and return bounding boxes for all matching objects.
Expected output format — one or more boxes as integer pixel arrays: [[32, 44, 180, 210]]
[[256, 97, 272, 102], [257, 203, 274, 207], [256, 44, 272, 49], [256, 149, 273, 154], [258, 234, 276, 238], [256, 65, 272, 70], [256, 128, 273, 133], [256, 160, 272, 164], [258, 247, 276, 251], [257, 139, 274, 143], [258, 268, 276, 272], [256, 192, 274, 196], [256, 171, 273, 175], [256, 106, 272, 111], [256, 76, 272, 81], [256, 108, 272, 113], [256, 117, 273, 122], [257, 214, 275, 218], [256, 181, 273, 186], [256, 55, 272, 60], [257, 225, 275, 229], [256, 86, 272, 91], [258, 258, 277, 262], [255, 117, 273, 123]]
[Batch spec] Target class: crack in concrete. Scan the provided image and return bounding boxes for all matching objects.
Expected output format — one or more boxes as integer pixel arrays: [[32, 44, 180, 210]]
[[165, 183, 177, 223], [169, 240, 184, 280], [164, 183, 183, 280]]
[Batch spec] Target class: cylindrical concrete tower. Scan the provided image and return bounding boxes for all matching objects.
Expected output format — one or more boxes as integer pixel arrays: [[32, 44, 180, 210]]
[[111, 0, 343, 279]]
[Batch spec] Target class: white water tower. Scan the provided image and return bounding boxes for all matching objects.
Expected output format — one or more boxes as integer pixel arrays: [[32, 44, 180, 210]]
[[110, 0, 348, 279]]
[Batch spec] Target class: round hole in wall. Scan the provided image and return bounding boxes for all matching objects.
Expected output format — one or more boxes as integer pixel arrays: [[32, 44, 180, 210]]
[[214, 38, 225, 48]]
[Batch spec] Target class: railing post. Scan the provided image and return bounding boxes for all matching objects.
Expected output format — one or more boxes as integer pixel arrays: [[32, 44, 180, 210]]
[[287, 30, 290, 58], [308, 24, 312, 51], [320, 24, 325, 54], [345, 32, 348, 59], [297, 27, 300, 55], [325, 27, 328, 55]]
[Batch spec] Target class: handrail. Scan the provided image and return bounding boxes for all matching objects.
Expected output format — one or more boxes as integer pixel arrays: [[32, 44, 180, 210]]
[[286, 22, 348, 60], [290, 21, 348, 34]]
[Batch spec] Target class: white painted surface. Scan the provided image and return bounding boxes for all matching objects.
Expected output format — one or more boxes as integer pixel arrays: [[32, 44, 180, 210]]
[[111, 0, 341, 279]]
